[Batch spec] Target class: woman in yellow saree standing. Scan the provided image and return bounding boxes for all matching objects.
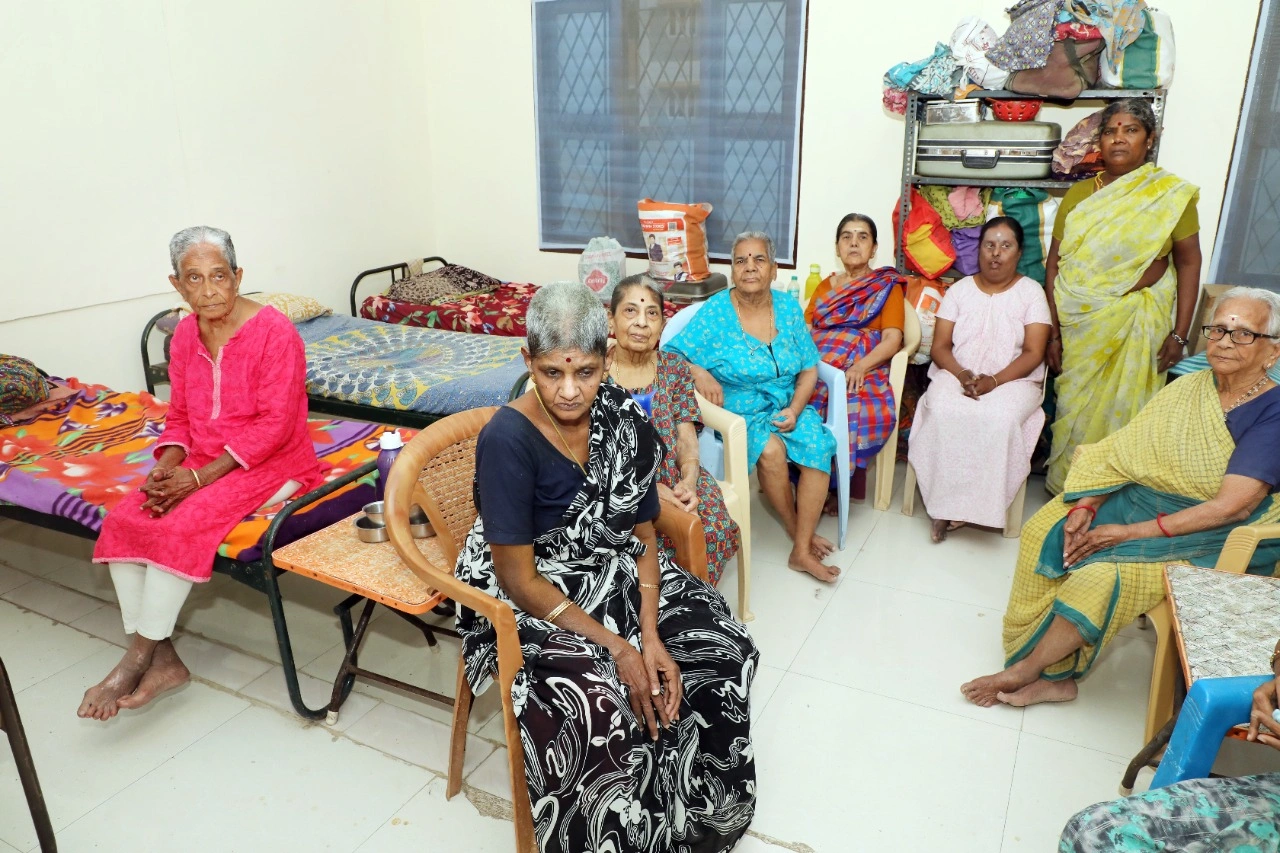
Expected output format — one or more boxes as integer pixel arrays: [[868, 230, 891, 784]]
[[1044, 98, 1202, 494]]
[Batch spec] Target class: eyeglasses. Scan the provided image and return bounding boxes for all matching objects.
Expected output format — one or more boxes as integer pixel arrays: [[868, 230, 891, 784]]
[[1202, 325, 1280, 345]]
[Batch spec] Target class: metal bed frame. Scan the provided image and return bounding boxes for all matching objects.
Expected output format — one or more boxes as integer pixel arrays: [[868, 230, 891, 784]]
[[347, 255, 448, 318], [139, 287, 531, 432], [0, 463, 378, 721]]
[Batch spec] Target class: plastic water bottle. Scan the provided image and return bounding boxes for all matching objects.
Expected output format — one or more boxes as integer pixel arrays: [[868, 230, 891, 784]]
[[376, 429, 404, 502], [788, 275, 800, 301], [804, 264, 823, 303]]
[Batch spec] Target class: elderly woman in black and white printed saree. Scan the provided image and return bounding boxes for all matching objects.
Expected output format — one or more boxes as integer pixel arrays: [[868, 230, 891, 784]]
[[455, 281, 758, 853]]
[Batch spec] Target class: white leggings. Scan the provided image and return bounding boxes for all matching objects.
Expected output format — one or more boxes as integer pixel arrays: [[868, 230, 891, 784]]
[[108, 479, 302, 641]]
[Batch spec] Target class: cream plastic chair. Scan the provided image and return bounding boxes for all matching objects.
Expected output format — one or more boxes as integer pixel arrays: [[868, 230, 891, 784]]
[[901, 375, 1046, 539], [516, 367, 755, 622], [872, 304, 922, 511]]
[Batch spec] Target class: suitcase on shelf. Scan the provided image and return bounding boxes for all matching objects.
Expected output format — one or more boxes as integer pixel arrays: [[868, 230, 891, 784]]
[[916, 120, 1062, 180]]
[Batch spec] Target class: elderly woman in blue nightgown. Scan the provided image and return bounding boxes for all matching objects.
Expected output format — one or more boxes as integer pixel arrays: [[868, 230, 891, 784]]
[[666, 231, 839, 582]]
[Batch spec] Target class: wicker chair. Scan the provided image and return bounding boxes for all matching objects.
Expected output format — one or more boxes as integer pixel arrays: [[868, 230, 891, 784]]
[[1, 657, 56, 852], [384, 406, 710, 852]]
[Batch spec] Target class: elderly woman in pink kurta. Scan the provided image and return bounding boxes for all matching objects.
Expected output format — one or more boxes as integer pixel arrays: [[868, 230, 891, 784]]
[[80, 227, 325, 721], [908, 217, 1052, 543]]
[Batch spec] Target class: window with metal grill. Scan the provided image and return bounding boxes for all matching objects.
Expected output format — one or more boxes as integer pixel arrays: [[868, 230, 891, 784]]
[[532, 0, 807, 264]]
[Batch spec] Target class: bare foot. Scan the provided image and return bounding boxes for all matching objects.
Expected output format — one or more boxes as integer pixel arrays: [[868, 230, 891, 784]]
[[931, 519, 949, 543], [960, 662, 1038, 708], [788, 550, 840, 583], [78, 653, 148, 721], [997, 678, 1078, 707], [117, 640, 190, 711], [948, 521, 967, 532], [811, 534, 835, 559], [822, 493, 839, 517]]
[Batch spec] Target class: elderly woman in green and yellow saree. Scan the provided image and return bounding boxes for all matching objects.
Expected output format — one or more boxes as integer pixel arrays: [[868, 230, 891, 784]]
[[963, 288, 1280, 708]]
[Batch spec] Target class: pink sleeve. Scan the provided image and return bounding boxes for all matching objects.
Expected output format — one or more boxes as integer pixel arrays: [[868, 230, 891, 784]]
[[935, 281, 964, 323], [156, 322, 192, 457], [1023, 278, 1053, 326], [225, 325, 307, 469]]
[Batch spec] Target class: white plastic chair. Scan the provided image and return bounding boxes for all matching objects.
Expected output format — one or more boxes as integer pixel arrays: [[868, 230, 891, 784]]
[[901, 375, 1045, 539], [662, 298, 852, 551], [872, 306, 922, 511]]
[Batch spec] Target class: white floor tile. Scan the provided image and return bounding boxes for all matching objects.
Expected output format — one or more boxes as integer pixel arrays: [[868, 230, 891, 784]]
[[353, 776, 514, 853], [791, 577, 1024, 729], [0, 600, 111, 692], [300, 610, 501, 733], [1001, 734, 1129, 852], [2, 579, 104, 624], [849, 506, 1021, 611], [0, 646, 247, 851], [42, 560, 118, 604], [68, 604, 129, 648], [466, 744, 514, 801], [0, 563, 34, 596], [751, 672, 1018, 852], [238, 664, 379, 732], [746, 488, 880, 572], [172, 634, 273, 692], [751, 664, 785, 722], [0, 525, 95, 580], [174, 571, 352, 669], [1019, 635, 1156, 759], [54, 706, 430, 853], [343, 701, 495, 778], [730, 557, 840, 671], [734, 834, 801, 852]]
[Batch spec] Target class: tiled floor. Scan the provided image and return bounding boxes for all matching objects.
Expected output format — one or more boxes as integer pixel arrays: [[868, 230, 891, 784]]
[[2, 468, 1277, 852]]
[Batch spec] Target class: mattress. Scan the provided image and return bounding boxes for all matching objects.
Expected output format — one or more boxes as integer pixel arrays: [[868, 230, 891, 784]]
[[360, 282, 540, 336], [296, 314, 527, 414], [0, 379, 401, 562]]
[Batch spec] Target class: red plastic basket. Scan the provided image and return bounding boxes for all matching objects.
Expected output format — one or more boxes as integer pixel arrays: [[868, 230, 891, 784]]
[[988, 99, 1043, 122]]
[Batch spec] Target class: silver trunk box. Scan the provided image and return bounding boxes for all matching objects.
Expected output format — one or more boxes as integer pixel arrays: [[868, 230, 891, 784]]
[[916, 120, 1062, 180]]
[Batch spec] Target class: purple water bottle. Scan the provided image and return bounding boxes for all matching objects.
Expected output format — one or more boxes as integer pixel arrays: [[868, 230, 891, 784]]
[[376, 429, 404, 502]]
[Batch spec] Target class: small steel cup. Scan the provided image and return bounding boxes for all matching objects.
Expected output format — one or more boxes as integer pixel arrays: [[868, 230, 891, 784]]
[[354, 516, 389, 543]]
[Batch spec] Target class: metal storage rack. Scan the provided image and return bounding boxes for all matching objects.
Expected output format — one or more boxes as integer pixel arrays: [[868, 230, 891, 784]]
[[894, 88, 1167, 272]]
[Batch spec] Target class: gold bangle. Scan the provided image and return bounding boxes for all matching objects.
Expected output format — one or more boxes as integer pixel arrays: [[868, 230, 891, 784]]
[[639, 582, 660, 590], [190, 468, 203, 488], [545, 600, 572, 624]]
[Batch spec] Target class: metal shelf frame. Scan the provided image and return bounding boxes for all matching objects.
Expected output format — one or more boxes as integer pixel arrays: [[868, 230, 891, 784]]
[[895, 88, 1168, 273]]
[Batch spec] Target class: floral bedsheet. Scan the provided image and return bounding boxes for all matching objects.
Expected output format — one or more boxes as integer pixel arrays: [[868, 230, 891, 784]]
[[0, 379, 406, 563]]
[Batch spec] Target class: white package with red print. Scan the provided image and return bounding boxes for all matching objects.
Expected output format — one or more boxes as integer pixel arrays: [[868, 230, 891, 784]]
[[637, 199, 712, 281], [577, 236, 627, 295]]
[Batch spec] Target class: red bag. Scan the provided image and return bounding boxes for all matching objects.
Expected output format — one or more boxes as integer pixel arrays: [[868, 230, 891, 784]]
[[892, 189, 956, 279]]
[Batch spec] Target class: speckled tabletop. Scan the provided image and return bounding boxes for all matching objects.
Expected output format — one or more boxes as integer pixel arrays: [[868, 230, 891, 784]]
[[1166, 563, 1280, 684], [273, 512, 448, 613]]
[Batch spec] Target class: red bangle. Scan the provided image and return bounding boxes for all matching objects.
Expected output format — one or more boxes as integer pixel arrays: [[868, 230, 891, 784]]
[[1155, 512, 1173, 538], [1067, 505, 1096, 522]]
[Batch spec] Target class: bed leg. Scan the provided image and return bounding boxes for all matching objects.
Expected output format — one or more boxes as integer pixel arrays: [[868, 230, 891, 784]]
[[262, 566, 327, 721]]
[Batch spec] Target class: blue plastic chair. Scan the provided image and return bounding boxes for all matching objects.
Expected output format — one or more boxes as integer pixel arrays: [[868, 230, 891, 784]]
[[1149, 674, 1274, 789], [661, 297, 851, 550]]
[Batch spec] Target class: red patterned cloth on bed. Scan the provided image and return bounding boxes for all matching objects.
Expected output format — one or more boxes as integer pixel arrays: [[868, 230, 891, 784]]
[[0, 378, 408, 563], [361, 281, 687, 335]]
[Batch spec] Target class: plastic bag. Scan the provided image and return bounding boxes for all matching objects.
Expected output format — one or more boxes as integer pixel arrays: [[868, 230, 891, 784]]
[[637, 199, 712, 281], [904, 276, 949, 365], [950, 17, 1009, 90], [1099, 9, 1175, 89], [578, 237, 626, 295], [892, 189, 956, 279]]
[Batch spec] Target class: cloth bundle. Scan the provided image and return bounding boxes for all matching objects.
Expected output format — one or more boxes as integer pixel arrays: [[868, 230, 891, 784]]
[[1052, 111, 1105, 178], [0, 355, 48, 422], [892, 189, 956, 280]]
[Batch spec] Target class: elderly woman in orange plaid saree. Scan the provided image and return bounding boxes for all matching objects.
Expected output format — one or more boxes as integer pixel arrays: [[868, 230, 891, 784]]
[[807, 214, 905, 505]]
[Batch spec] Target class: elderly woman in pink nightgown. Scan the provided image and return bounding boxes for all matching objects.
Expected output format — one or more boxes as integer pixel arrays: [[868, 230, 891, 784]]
[[79, 226, 325, 721], [908, 217, 1052, 543]]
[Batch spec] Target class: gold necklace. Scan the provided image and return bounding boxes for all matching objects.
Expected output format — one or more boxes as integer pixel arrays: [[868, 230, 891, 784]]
[[609, 351, 657, 390], [1223, 374, 1273, 420], [534, 387, 588, 476]]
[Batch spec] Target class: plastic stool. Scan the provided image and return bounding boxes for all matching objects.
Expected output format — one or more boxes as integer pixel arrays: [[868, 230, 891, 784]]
[[1150, 674, 1273, 789]]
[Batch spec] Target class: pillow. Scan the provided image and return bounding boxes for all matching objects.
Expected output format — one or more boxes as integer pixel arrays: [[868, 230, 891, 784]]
[[387, 264, 502, 306], [0, 355, 49, 422], [176, 291, 333, 323]]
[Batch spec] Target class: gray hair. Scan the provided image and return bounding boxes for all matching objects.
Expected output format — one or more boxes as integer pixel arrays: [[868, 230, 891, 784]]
[[1098, 99, 1159, 161], [169, 226, 237, 275], [731, 231, 777, 264], [609, 273, 666, 316], [1217, 286, 1280, 337], [527, 281, 609, 358]]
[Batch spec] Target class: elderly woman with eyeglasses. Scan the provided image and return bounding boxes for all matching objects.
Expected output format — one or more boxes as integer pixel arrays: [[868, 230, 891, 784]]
[[963, 287, 1280, 709]]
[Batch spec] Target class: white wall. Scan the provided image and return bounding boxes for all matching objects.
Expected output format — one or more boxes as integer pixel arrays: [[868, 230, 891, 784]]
[[0, 0, 436, 391], [421, 0, 1260, 285]]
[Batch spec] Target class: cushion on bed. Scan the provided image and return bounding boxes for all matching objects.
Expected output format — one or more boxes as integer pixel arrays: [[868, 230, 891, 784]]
[[386, 263, 502, 306], [0, 355, 48, 422], [178, 292, 333, 323]]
